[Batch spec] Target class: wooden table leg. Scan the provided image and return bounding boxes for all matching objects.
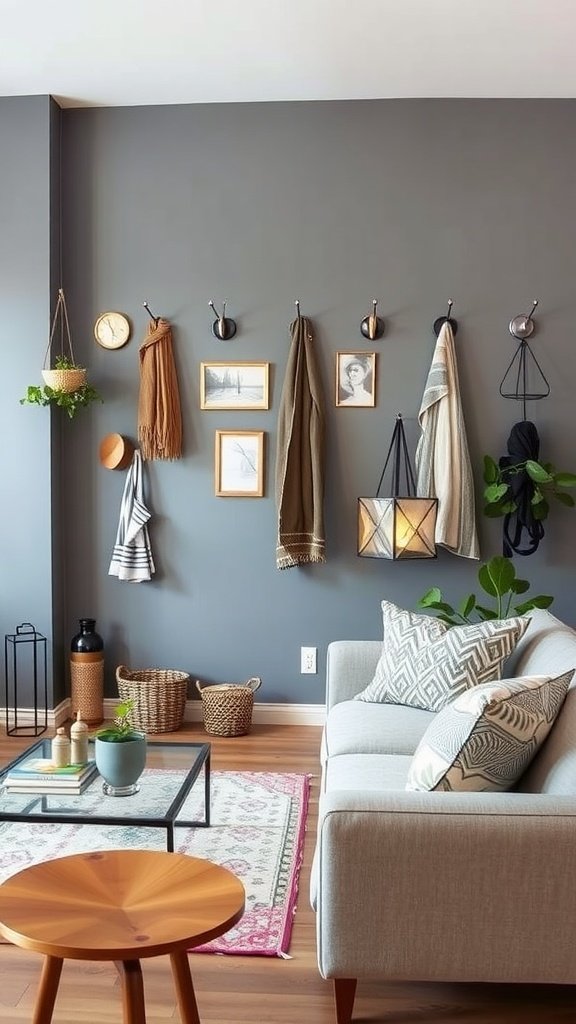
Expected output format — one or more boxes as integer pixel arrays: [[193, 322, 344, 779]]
[[32, 955, 63, 1024], [170, 950, 201, 1024], [115, 959, 147, 1024]]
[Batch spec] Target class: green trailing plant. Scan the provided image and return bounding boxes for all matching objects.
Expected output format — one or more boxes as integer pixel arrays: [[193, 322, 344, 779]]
[[93, 700, 141, 742], [20, 381, 102, 419], [418, 555, 553, 627], [483, 454, 576, 523]]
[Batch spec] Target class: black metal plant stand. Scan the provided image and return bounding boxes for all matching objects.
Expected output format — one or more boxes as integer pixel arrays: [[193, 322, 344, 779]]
[[499, 300, 550, 420], [4, 622, 48, 736]]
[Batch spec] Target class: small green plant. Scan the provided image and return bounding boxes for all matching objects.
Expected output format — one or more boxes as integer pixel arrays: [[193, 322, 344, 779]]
[[20, 380, 102, 419], [53, 354, 78, 371], [93, 700, 141, 742], [418, 555, 553, 627], [483, 454, 576, 523]]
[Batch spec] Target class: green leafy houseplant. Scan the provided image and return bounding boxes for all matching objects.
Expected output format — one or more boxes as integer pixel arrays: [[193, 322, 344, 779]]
[[483, 453, 576, 523], [418, 555, 553, 627], [93, 700, 141, 742], [20, 355, 102, 419]]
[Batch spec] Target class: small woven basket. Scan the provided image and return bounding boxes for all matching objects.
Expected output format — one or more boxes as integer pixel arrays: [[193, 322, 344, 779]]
[[195, 677, 261, 737], [116, 665, 189, 734], [42, 367, 87, 393]]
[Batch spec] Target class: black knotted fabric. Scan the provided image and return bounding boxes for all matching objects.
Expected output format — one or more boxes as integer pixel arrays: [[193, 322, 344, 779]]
[[500, 420, 545, 556]]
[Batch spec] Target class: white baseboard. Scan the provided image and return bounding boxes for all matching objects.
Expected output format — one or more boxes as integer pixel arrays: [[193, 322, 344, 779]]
[[105, 698, 326, 727], [1, 700, 326, 732], [1, 700, 70, 733]]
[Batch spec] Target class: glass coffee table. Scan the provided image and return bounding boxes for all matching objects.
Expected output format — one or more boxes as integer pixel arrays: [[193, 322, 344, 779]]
[[0, 738, 210, 852]]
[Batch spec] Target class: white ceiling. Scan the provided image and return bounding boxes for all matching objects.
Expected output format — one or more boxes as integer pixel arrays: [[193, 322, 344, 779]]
[[2, 0, 575, 109]]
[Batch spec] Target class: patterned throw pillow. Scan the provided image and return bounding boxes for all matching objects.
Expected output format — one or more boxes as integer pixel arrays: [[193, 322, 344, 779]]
[[355, 601, 529, 712], [406, 672, 574, 792]]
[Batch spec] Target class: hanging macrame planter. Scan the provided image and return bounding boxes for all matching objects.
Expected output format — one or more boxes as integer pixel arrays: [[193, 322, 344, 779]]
[[41, 288, 87, 393], [21, 287, 102, 418]]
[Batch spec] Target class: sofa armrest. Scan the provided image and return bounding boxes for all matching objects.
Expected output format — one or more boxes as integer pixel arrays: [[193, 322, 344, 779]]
[[325, 640, 382, 710], [316, 789, 576, 984]]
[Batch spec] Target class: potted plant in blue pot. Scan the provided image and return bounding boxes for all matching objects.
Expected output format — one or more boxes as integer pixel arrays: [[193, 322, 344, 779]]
[[93, 700, 146, 796]]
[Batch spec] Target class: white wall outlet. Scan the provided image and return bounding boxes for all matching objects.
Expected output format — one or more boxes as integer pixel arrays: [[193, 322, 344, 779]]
[[301, 646, 317, 674]]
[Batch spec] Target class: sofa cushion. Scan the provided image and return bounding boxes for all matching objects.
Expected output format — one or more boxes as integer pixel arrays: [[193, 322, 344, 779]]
[[325, 752, 413, 794], [324, 700, 434, 761], [406, 672, 573, 792], [507, 608, 576, 678], [355, 600, 529, 713]]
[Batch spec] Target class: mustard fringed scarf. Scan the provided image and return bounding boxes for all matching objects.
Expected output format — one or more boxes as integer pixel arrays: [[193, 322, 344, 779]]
[[138, 318, 183, 461], [275, 315, 326, 569]]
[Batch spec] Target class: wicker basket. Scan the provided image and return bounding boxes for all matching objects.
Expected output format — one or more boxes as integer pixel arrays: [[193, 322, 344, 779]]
[[195, 677, 261, 737], [116, 665, 189, 733], [42, 367, 87, 393]]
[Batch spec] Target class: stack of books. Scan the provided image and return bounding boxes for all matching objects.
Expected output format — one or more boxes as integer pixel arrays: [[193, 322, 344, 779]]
[[2, 757, 98, 795]]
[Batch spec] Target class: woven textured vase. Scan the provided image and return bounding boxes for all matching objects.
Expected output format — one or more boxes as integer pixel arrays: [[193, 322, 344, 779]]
[[70, 618, 104, 725]]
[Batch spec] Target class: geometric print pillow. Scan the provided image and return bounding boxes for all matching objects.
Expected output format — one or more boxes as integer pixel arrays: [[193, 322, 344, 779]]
[[354, 600, 529, 713], [406, 672, 574, 792]]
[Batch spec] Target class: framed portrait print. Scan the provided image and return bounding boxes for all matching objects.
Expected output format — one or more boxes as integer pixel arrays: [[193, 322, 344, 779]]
[[201, 361, 270, 410], [215, 430, 265, 497], [335, 351, 376, 407]]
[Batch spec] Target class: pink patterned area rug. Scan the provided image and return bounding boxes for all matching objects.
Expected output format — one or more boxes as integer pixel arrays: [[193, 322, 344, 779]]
[[0, 771, 310, 958], [188, 771, 310, 956]]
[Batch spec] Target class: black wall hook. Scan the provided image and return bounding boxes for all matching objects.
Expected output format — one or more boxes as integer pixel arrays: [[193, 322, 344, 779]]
[[209, 300, 237, 340], [509, 299, 539, 340], [360, 299, 385, 340], [433, 299, 458, 336], [143, 300, 160, 324]]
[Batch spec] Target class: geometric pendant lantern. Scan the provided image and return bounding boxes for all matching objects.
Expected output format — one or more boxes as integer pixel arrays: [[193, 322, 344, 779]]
[[357, 414, 437, 560]]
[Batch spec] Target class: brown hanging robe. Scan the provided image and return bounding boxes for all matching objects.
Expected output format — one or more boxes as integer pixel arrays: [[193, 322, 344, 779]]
[[275, 315, 326, 569], [138, 318, 183, 461]]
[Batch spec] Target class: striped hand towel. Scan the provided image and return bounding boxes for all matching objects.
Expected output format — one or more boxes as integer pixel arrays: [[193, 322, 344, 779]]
[[109, 449, 155, 582]]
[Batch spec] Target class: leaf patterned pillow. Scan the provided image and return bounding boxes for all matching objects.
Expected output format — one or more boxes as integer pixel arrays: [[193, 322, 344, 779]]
[[406, 672, 574, 792]]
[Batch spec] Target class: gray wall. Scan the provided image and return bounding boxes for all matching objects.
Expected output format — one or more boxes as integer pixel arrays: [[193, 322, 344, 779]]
[[5, 98, 576, 706], [0, 95, 61, 708]]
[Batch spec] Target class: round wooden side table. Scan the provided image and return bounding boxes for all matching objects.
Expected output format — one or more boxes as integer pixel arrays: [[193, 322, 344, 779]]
[[0, 849, 245, 1024]]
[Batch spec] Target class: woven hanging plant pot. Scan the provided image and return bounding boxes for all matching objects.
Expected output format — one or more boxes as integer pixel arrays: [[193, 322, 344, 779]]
[[20, 288, 102, 418], [42, 367, 87, 393], [41, 288, 88, 390]]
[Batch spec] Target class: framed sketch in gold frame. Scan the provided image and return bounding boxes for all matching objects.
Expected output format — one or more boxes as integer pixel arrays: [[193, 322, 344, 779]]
[[201, 361, 270, 410], [335, 351, 376, 407], [215, 430, 265, 497]]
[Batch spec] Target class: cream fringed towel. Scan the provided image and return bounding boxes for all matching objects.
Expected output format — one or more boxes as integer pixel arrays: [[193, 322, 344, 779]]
[[275, 315, 326, 569], [416, 321, 480, 560], [138, 318, 182, 460]]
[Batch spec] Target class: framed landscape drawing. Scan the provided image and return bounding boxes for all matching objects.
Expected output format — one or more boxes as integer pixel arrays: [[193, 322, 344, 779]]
[[215, 430, 265, 497], [201, 361, 270, 410], [335, 351, 376, 407]]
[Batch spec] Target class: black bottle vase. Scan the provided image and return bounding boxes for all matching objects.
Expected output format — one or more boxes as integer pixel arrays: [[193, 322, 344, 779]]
[[70, 618, 104, 725]]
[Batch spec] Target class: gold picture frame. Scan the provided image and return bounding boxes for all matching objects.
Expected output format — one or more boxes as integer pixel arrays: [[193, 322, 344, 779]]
[[201, 361, 270, 410], [215, 430, 265, 497], [335, 351, 376, 407]]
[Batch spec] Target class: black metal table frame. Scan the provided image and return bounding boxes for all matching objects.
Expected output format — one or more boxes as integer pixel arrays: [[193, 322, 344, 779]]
[[0, 739, 211, 852]]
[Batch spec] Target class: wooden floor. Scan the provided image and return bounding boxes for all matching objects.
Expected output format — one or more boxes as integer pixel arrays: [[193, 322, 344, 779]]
[[1, 722, 575, 1023]]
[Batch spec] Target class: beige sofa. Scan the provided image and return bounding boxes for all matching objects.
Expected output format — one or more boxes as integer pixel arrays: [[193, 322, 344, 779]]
[[311, 608, 576, 1024]]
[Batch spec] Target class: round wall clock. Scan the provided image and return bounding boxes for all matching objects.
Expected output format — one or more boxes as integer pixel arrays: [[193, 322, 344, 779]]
[[94, 311, 131, 350]]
